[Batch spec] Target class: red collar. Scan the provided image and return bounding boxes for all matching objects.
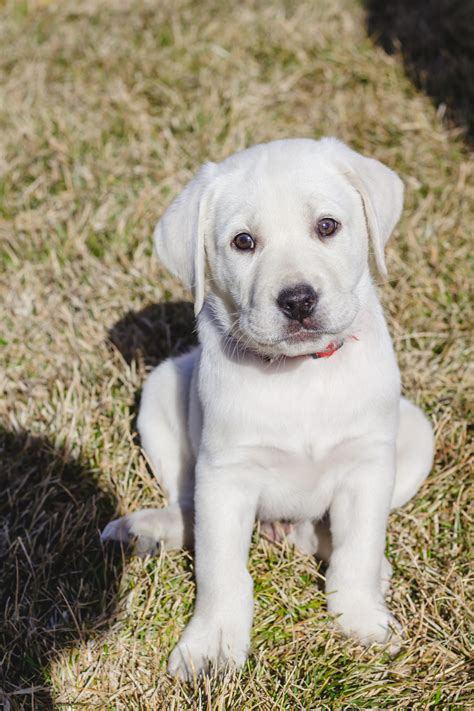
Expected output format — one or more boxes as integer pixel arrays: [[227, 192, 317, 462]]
[[310, 339, 344, 359]]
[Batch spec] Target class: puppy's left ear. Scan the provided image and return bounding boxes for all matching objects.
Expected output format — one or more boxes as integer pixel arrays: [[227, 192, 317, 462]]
[[153, 162, 217, 315], [333, 141, 404, 277]]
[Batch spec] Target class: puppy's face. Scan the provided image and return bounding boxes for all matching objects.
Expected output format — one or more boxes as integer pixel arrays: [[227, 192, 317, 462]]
[[207, 155, 368, 356], [155, 139, 403, 358]]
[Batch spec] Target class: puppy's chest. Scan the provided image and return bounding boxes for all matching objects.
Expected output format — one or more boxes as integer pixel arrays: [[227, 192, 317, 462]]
[[250, 374, 355, 450], [208, 358, 374, 457]]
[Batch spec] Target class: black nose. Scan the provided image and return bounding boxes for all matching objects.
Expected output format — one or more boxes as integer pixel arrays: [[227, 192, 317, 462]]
[[277, 284, 318, 322]]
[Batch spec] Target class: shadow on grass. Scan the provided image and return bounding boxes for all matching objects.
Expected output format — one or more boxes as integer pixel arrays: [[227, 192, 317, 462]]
[[0, 429, 123, 710], [108, 301, 197, 368], [366, 0, 474, 142]]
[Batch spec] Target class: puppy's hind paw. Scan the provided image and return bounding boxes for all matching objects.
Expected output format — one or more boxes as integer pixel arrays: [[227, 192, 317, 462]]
[[101, 512, 160, 556], [101, 504, 191, 554]]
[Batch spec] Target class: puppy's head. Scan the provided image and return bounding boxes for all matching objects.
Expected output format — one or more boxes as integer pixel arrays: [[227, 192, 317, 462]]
[[154, 138, 403, 358]]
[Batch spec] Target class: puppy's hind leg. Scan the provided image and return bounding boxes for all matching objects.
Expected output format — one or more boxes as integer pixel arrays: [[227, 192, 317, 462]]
[[102, 348, 201, 553], [392, 397, 434, 509], [138, 349, 200, 506]]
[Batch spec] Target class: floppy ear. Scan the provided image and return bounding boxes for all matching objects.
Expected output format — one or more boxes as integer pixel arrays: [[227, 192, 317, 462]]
[[332, 141, 404, 277], [153, 162, 217, 315]]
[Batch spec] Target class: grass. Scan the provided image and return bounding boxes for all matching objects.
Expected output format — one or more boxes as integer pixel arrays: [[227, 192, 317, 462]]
[[0, 0, 472, 708]]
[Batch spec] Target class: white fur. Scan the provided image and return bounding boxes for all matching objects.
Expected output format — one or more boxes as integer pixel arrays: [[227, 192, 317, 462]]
[[102, 138, 434, 680]]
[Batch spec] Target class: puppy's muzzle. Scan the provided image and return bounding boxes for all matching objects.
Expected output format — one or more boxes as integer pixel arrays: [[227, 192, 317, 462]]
[[277, 283, 319, 323]]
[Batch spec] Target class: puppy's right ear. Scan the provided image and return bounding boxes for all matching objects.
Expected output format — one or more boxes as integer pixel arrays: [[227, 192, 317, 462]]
[[153, 162, 217, 315]]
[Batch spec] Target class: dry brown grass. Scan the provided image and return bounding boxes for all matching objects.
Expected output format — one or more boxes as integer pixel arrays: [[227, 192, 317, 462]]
[[0, 0, 472, 708]]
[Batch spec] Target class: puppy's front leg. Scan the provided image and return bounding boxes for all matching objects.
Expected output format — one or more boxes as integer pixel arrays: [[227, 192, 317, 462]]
[[168, 459, 256, 680], [326, 444, 401, 653]]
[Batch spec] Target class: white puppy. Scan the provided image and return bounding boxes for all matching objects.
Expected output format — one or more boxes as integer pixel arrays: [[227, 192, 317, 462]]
[[102, 138, 434, 680]]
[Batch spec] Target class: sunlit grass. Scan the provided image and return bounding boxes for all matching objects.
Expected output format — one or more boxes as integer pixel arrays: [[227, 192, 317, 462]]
[[0, 0, 472, 708]]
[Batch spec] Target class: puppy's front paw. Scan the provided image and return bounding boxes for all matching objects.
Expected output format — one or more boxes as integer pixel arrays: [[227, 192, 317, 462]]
[[328, 593, 402, 655], [168, 617, 250, 681]]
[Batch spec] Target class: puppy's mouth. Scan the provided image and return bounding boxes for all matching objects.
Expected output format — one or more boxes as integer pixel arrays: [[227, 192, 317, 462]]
[[236, 311, 354, 359], [282, 320, 325, 342], [256, 331, 336, 349], [284, 328, 323, 343], [246, 324, 344, 359]]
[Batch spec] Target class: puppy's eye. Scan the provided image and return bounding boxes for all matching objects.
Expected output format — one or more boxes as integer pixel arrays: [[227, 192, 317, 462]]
[[233, 233, 255, 251], [316, 218, 339, 238]]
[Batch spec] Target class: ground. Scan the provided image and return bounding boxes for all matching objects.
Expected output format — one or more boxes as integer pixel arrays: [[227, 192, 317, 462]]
[[0, 0, 472, 708]]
